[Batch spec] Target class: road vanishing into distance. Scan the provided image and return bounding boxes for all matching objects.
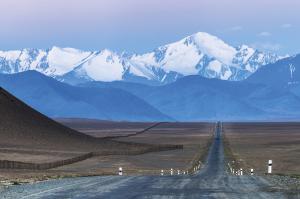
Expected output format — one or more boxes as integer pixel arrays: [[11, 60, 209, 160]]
[[1, 122, 287, 199]]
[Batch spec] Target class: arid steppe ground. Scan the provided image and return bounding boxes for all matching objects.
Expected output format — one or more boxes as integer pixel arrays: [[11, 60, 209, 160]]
[[224, 122, 300, 176], [0, 88, 214, 182], [53, 121, 214, 176]]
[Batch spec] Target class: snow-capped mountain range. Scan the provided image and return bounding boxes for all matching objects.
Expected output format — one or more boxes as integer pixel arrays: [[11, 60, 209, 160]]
[[0, 32, 281, 85]]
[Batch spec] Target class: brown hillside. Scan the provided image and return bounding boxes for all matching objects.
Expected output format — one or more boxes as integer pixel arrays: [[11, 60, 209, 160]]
[[0, 87, 165, 153]]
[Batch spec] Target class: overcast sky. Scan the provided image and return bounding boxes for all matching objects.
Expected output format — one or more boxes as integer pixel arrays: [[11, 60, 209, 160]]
[[0, 0, 299, 55]]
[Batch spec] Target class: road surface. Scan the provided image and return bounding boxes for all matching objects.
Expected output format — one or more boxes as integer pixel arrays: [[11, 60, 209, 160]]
[[0, 122, 287, 198]]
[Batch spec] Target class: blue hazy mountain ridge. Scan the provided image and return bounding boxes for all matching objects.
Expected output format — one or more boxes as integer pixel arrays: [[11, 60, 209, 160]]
[[81, 60, 300, 121], [0, 71, 172, 121], [2, 54, 300, 121], [81, 78, 264, 121], [246, 54, 300, 96]]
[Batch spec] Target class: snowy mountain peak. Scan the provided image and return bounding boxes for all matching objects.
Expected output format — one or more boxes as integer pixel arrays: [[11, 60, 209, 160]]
[[0, 32, 282, 85], [0, 50, 22, 62], [46, 46, 92, 75], [188, 32, 237, 65], [127, 32, 280, 81]]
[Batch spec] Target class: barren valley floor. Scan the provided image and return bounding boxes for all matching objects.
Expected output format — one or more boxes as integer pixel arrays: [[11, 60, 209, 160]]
[[2, 122, 297, 199]]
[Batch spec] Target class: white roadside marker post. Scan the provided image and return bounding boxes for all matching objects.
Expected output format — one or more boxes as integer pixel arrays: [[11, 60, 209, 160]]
[[268, 160, 272, 174], [228, 163, 232, 173], [240, 168, 243, 176], [250, 169, 254, 175], [171, 168, 173, 176], [161, 170, 164, 176], [119, 167, 123, 176]]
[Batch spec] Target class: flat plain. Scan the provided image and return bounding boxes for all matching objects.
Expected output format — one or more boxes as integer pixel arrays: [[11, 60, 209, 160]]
[[54, 121, 214, 175], [56, 118, 157, 138], [224, 122, 300, 175]]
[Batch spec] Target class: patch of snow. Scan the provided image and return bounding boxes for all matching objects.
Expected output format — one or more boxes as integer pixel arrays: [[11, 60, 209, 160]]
[[127, 62, 155, 80], [161, 74, 167, 82], [18, 50, 31, 70], [222, 70, 232, 80], [289, 64, 296, 79], [256, 54, 264, 63], [160, 41, 201, 75], [240, 45, 255, 64], [46, 46, 91, 75], [30, 50, 47, 70], [191, 32, 237, 65], [82, 50, 124, 81], [0, 50, 21, 61], [288, 81, 299, 85], [130, 53, 158, 67], [245, 64, 254, 72], [207, 60, 222, 74]]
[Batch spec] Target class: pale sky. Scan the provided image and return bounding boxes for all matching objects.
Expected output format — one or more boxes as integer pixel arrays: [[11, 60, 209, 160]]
[[0, 0, 299, 55]]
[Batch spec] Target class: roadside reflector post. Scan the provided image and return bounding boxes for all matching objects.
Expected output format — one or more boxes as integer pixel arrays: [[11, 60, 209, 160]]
[[240, 168, 243, 176], [268, 160, 272, 174], [119, 167, 123, 176], [161, 170, 164, 176], [171, 168, 173, 176], [251, 169, 254, 175]]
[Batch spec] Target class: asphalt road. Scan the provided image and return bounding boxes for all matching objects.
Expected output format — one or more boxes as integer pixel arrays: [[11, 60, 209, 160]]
[[0, 122, 288, 198]]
